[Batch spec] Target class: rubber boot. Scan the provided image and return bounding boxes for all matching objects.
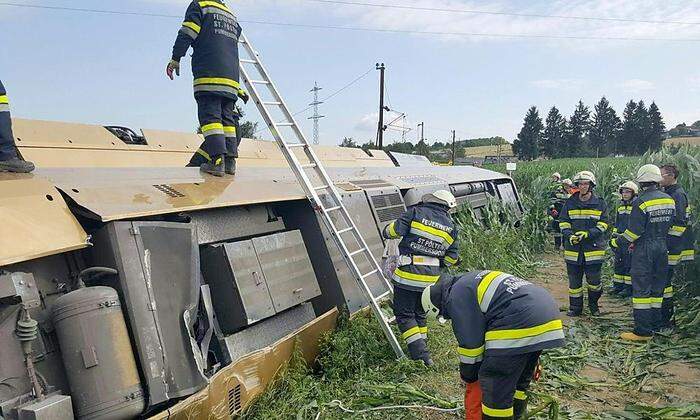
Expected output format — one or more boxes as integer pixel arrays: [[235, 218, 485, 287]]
[[225, 156, 236, 175], [465, 381, 482, 420], [513, 399, 527, 419], [200, 155, 225, 177], [0, 157, 35, 173], [620, 332, 652, 342]]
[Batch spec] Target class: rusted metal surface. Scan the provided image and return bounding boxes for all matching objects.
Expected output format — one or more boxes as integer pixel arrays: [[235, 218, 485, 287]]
[[148, 308, 338, 420], [0, 174, 89, 266]]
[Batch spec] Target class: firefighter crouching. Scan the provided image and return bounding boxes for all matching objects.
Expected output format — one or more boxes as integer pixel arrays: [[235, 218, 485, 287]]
[[382, 190, 460, 365], [422, 271, 565, 419], [559, 171, 609, 316], [609, 181, 638, 297], [167, 0, 249, 177], [615, 164, 675, 341], [0, 80, 35, 173], [660, 164, 695, 329]]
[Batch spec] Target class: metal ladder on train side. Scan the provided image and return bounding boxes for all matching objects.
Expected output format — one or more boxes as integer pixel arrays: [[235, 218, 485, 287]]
[[237, 33, 404, 358]]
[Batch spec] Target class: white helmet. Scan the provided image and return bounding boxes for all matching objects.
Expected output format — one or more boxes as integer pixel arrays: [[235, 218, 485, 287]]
[[552, 172, 562, 181], [421, 286, 440, 319], [573, 171, 596, 186], [423, 190, 457, 208], [636, 164, 662, 184], [619, 181, 639, 195], [561, 178, 574, 187]]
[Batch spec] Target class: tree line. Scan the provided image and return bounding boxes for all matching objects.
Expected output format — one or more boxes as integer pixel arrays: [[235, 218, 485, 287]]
[[513, 98, 666, 160]]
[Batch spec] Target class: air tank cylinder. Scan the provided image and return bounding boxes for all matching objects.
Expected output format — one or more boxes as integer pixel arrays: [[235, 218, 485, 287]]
[[52, 286, 145, 419]]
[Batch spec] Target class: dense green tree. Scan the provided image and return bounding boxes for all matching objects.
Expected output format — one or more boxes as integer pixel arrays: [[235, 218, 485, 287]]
[[513, 106, 543, 160], [648, 102, 666, 151], [541, 106, 566, 158], [565, 100, 591, 157], [415, 139, 430, 157], [618, 100, 637, 155], [589, 97, 621, 157], [339, 137, 358, 148], [632, 100, 651, 155]]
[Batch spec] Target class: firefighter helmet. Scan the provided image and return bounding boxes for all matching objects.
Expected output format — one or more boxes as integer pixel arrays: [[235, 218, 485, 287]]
[[423, 190, 457, 208], [552, 172, 562, 181], [421, 285, 440, 319], [636, 164, 662, 184], [561, 178, 574, 187], [619, 181, 639, 195], [573, 171, 596, 186]]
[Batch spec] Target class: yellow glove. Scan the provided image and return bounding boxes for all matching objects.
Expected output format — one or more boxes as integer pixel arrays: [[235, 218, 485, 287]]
[[575, 231, 589, 241], [569, 235, 580, 245]]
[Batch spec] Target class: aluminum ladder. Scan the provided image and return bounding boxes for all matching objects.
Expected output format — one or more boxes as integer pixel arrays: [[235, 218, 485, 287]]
[[238, 33, 404, 358]]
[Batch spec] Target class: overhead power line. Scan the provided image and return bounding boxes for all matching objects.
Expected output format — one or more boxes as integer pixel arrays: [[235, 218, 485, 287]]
[[1, 2, 700, 42], [305, 0, 700, 26]]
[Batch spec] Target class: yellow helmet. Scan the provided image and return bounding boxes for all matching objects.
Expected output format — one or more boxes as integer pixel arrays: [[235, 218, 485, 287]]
[[636, 164, 662, 184], [619, 181, 639, 195], [573, 171, 596, 186]]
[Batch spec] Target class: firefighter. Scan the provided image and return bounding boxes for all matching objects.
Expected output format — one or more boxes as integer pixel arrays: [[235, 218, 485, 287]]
[[167, 0, 249, 177], [659, 164, 695, 328], [422, 270, 565, 419], [609, 181, 638, 297], [551, 172, 562, 183], [0, 80, 35, 173], [616, 164, 675, 341], [548, 179, 573, 250], [382, 190, 459, 365], [559, 171, 609, 316]]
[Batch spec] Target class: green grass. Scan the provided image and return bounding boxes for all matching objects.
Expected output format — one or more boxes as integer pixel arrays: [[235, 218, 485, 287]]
[[244, 148, 700, 419]]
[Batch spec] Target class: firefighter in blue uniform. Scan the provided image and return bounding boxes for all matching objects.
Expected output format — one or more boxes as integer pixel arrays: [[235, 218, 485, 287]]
[[559, 171, 609, 316], [609, 181, 638, 297], [615, 164, 675, 341], [548, 178, 574, 250], [659, 164, 695, 328], [167, 0, 249, 176], [382, 190, 459, 365], [422, 271, 565, 419], [0, 80, 34, 173]]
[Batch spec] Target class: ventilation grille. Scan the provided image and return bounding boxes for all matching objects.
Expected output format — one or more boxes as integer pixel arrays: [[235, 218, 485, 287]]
[[393, 174, 445, 185], [366, 188, 406, 225], [371, 193, 404, 208], [349, 179, 394, 188], [376, 206, 405, 222], [153, 184, 186, 198], [228, 384, 242, 416]]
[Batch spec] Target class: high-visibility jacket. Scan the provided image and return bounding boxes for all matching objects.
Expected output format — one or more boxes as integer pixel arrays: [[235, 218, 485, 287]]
[[438, 271, 565, 382], [382, 203, 459, 291], [0, 79, 15, 160], [171, 1, 246, 100], [613, 200, 633, 237], [617, 187, 675, 247], [665, 184, 695, 265], [559, 192, 609, 265]]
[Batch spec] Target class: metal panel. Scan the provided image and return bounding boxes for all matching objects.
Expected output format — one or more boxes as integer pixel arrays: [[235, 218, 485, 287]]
[[252, 231, 321, 313], [0, 175, 89, 267], [222, 241, 276, 325], [17, 394, 74, 420], [188, 205, 285, 245], [363, 186, 407, 234]]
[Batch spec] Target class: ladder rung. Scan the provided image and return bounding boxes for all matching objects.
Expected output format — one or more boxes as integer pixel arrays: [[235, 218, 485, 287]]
[[276, 122, 294, 127], [240, 59, 258, 64], [376, 290, 391, 301], [286, 143, 307, 148], [263, 101, 282, 106], [337, 227, 354, 234], [301, 163, 317, 169], [324, 206, 341, 212], [250, 80, 270, 85], [385, 315, 396, 324], [313, 184, 330, 191], [349, 249, 366, 257], [361, 269, 379, 279]]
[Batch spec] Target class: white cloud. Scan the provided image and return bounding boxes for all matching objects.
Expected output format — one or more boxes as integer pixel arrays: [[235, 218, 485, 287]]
[[355, 112, 378, 131], [530, 79, 586, 89], [619, 79, 655, 92]]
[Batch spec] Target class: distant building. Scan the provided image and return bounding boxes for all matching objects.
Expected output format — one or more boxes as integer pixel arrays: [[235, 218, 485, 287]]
[[483, 155, 517, 164]]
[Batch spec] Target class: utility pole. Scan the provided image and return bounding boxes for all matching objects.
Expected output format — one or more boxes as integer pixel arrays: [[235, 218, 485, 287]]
[[417, 122, 424, 143], [375, 63, 388, 149], [451, 130, 456, 166], [308, 82, 324, 145]]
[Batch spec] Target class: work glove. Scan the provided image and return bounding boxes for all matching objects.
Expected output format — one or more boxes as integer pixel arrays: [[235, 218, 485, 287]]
[[550, 209, 559, 218], [166, 59, 180, 80], [238, 89, 250, 104], [569, 234, 580, 245], [609, 237, 618, 249]]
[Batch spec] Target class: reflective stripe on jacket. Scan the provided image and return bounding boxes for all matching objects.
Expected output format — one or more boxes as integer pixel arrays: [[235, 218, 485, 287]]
[[559, 192, 609, 265]]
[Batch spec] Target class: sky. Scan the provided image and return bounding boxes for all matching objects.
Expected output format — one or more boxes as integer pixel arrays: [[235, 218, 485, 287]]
[[2, 0, 700, 146]]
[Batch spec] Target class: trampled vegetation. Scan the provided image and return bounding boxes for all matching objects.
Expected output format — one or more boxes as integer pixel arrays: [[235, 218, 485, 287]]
[[244, 146, 700, 419]]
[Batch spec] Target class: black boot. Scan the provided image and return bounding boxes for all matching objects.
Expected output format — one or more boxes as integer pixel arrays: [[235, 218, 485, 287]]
[[225, 156, 236, 175], [0, 157, 35, 173], [514, 398, 527, 419], [200, 155, 225, 177], [566, 308, 582, 317]]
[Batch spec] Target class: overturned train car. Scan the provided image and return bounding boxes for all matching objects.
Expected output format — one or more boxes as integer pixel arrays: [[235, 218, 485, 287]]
[[0, 119, 522, 419]]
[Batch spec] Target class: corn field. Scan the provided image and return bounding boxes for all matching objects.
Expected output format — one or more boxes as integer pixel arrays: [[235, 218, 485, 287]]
[[244, 146, 700, 419]]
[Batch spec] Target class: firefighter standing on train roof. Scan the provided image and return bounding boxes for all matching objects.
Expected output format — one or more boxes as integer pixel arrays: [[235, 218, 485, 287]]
[[559, 171, 609, 316], [167, 0, 249, 177], [659, 164, 695, 329], [382, 190, 460, 365], [615, 164, 675, 341], [0, 80, 35, 173], [609, 181, 638, 298], [422, 271, 565, 419]]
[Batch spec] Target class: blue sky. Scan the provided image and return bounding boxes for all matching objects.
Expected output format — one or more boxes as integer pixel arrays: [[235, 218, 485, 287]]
[[2, 0, 700, 146]]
